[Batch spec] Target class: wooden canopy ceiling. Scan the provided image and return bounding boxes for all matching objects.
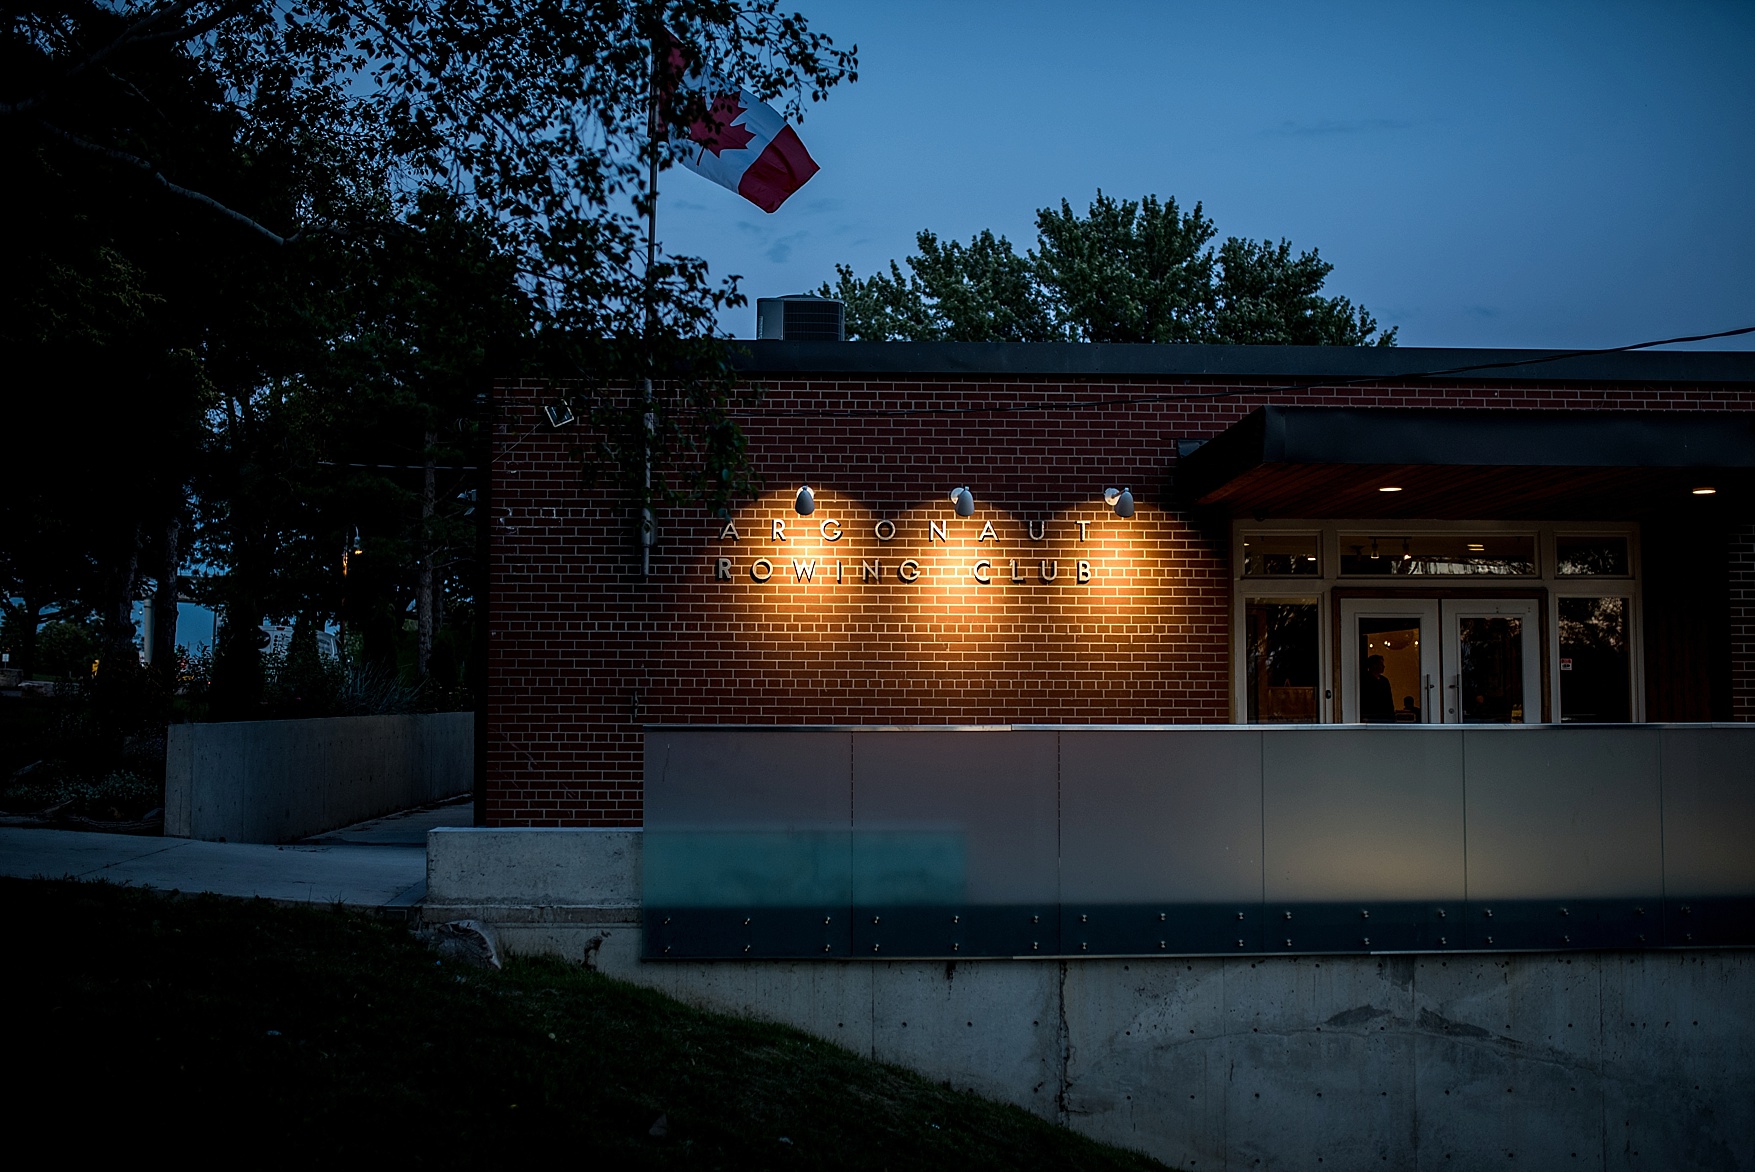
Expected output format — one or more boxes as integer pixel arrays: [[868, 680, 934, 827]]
[[1179, 408, 1755, 520]]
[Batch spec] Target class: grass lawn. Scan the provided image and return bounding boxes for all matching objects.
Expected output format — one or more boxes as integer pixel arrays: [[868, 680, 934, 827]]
[[3, 879, 1172, 1170]]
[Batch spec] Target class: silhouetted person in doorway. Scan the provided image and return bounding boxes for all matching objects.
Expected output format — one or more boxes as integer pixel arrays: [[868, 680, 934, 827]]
[[1361, 654, 1395, 722]]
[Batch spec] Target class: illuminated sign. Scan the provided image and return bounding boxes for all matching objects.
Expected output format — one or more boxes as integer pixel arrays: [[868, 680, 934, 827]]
[[712, 516, 1099, 585]]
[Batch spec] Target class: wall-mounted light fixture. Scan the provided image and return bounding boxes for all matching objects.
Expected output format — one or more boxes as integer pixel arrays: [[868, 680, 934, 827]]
[[351, 529, 364, 555], [1103, 487, 1135, 518], [544, 400, 576, 429], [1377, 485, 1403, 493], [1692, 486, 1718, 496], [949, 486, 975, 517], [795, 484, 816, 515]]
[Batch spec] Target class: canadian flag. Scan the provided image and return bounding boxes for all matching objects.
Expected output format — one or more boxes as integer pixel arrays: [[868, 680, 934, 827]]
[[661, 39, 820, 213]]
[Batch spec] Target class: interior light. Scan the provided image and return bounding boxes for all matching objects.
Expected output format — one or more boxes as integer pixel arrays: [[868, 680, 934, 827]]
[[1402, 538, 1411, 561], [949, 486, 975, 517], [1467, 543, 1485, 551], [1378, 486, 1403, 493], [1370, 538, 1380, 560], [1692, 487, 1718, 495], [1103, 487, 1135, 518], [794, 484, 816, 516]]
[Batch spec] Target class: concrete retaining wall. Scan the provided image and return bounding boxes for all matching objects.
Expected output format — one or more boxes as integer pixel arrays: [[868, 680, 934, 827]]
[[166, 713, 472, 843], [426, 827, 1755, 1171]]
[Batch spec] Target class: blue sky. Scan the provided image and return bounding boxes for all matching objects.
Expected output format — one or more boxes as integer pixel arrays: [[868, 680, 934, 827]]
[[659, 1, 1755, 349]]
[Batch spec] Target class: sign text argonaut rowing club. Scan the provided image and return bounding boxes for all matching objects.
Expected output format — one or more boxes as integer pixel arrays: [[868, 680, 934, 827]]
[[711, 516, 1100, 585]]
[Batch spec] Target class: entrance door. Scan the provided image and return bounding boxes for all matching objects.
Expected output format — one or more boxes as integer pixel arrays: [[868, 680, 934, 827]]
[[1340, 598, 1439, 723], [1340, 597, 1542, 724], [1442, 598, 1541, 724]]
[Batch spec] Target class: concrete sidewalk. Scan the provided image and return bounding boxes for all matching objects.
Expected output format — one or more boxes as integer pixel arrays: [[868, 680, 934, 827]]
[[0, 797, 473, 909]]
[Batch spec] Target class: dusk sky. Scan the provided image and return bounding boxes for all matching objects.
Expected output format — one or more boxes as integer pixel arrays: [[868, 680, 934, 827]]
[[660, 1, 1755, 350]]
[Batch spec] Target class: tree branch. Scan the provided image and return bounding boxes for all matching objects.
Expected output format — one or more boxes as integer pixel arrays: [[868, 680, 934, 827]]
[[1, 0, 245, 117], [37, 120, 302, 246]]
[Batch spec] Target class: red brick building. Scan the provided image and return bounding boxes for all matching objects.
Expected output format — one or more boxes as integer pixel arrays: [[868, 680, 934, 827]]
[[487, 342, 1755, 827]]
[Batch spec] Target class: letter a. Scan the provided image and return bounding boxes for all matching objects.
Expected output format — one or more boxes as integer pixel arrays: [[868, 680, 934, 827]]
[[977, 521, 998, 543], [718, 520, 740, 541]]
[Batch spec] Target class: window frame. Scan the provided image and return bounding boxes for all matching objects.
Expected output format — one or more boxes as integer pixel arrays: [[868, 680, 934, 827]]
[[1230, 520, 1642, 725]]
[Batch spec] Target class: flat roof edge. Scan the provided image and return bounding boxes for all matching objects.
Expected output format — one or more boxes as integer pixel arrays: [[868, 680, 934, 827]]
[[725, 340, 1755, 384]]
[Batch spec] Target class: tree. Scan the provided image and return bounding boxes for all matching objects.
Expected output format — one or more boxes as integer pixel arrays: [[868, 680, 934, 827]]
[[4, 2, 856, 700], [825, 230, 1062, 343], [824, 192, 1396, 347]]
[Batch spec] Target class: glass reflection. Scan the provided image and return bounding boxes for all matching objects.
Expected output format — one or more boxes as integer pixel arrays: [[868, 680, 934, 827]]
[[1556, 536, 1630, 576], [1459, 617, 1525, 723], [1559, 596, 1631, 722], [1246, 600, 1318, 723], [1357, 617, 1424, 723], [1341, 534, 1534, 576], [1242, 534, 1320, 576]]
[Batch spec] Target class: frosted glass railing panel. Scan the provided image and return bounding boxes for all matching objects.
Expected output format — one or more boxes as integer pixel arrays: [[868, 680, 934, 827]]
[[1059, 729, 1263, 904], [1263, 728, 1466, 903], [1463, 727, 1661, 900], [643, 730, 851, 907], [852, 730, 1058, 905], [1659, 728, 1755, 897]]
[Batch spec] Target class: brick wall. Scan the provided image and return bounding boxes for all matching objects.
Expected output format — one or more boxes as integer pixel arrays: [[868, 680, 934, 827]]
[[1731, 522, 1755, 721], [489, 371, 1755, 826]]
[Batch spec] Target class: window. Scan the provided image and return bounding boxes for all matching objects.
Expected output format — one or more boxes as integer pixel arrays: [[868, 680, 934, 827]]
[[1339, 533, 1535, 576], [1234, 522, 1641, 724], [1245, 599, 1319, 723], [1556, 536, 1630, 576], [1558, 596, 1632, 722], [1242, 533, 1320, 576]]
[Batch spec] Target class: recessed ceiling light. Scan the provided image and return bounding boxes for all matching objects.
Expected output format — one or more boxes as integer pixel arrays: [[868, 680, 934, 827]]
[[1692, 487, 1717, 495], [1378, 486, 1403, 493]]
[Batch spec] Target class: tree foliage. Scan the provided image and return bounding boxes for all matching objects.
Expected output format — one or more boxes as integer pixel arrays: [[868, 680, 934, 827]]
[[1, 1, 855, 711], [824, 192, 1396, 347]]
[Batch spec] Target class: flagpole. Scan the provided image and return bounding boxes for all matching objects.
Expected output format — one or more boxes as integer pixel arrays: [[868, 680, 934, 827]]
[[641, 37, 660, 579]]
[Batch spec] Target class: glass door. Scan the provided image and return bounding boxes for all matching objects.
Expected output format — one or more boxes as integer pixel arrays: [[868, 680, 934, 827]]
[[1442, 598, 1541, 723], [1341, 597, 1543, 723], [1339, 598, 1439, 723]]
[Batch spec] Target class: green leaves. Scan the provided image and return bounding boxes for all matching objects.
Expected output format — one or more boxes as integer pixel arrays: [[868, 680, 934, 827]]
[[829, 191, 1396, 347], [1211, 235, 1396, 347]]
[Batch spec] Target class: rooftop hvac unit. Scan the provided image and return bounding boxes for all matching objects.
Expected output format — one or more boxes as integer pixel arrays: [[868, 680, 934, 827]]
[[756, 295, 845, 341]]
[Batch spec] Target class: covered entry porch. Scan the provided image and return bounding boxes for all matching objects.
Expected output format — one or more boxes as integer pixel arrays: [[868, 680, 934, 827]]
[[1178, 406, 1755, 724]]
